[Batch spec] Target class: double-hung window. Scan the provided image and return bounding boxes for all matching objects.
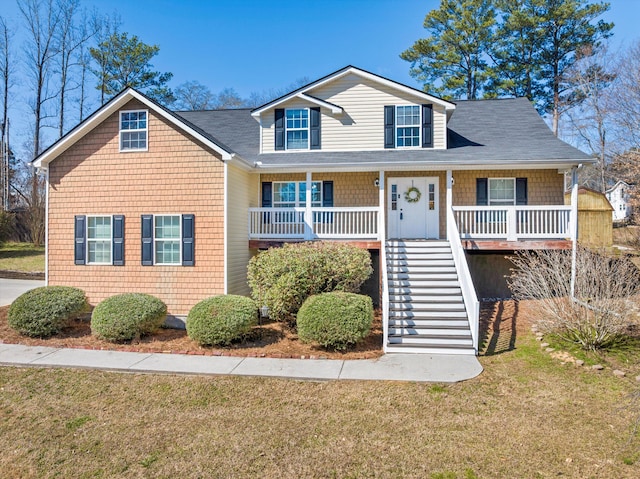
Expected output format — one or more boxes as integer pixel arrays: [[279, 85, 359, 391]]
[[488, 178, 516, 206], [273, 181, 322, 208], [120, 110, 147, 151], [87, 216, 112, 264], [396, 105, 420, 147], [285, 109, 309, 150], [154, 215, 181, 265], [74, 215, 124, 266]]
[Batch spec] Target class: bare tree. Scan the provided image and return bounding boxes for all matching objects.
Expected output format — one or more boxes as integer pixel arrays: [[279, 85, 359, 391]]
[[565, 44, 616, 192], [173, 81, 215, 110], [55, 0, 100, 137], [509, 247, 640, 350], [0, 16, 15, 211]]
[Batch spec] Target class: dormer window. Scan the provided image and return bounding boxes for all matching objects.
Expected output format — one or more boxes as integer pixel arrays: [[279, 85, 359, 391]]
[[120, 110, 147, 151], [274, 107, 321, 151], [286, 108, 309, 149], [384, 104, 432, 149], [396, 105, 420, 147]]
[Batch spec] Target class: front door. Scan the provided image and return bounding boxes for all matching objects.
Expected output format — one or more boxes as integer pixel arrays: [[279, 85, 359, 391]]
[[388, 177, 439, 239]]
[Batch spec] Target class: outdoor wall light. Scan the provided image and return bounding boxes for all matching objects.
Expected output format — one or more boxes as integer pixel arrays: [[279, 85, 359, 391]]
[[374, 178, 380, 187]]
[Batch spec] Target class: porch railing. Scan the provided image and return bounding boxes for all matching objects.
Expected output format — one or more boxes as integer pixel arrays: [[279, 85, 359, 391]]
[[452, 205, 572, 241], [248, 207, 380, 240]]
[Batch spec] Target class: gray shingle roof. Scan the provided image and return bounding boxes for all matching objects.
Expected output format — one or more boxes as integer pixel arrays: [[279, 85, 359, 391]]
[[177, 97, 591, 169]]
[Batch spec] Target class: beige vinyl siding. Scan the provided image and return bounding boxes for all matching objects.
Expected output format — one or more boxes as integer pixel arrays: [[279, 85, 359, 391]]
[[226, 163, 259, 296], [260, 72, 447, 153]]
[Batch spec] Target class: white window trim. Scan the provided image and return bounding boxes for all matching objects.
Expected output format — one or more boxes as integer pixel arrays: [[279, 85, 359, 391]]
[[488, 177, 516, 206], [86, 215, 112, 265], [153, 214, 182, 266], [272, 181, 323, 208], [119, 109, 148, 152], [285, 108, 310, 151], [395, 105, 421, 149]]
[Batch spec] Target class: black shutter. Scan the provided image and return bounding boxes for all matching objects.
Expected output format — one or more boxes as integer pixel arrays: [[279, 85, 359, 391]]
[[322, 181, 333, 207], [182, 214, 195, 266], [516, 178, 528, 205], [422, 104, 433, 148], [384, 105, 395, 149], [141, 215, 153, 266], [261, 182, 272, 223], [310, 107, 321, 150], [74, 215, 86, 265], [274, 109, 285, 150], [476, 178, 488, 206], [112, 215, 125, 266], [261, 182, 272, 207]]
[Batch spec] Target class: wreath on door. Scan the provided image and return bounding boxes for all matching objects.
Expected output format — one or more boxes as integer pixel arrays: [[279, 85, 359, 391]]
[[404, 186, 422, 203]]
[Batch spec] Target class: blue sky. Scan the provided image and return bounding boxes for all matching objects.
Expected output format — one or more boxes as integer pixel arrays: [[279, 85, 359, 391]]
[[2, 0, 640, 156]]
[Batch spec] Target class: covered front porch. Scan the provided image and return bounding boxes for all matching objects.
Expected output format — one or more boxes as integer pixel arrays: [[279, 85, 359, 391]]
[[248, 170, 580, 248]]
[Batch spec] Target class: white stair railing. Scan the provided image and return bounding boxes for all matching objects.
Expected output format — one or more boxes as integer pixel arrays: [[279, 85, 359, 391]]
[[447, 207, 480, 354]]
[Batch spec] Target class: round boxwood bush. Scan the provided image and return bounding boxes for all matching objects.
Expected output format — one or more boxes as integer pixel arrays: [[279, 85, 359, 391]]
[[8, 286, 88, 338], [186, 295, 258, 346], [91, 293, 167, 342], [297, 292, 373, 350]]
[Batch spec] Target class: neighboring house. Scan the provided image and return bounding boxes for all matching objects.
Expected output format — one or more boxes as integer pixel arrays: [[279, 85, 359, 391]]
[[33, 66, 592, 355], [605, 180, 634, 223]]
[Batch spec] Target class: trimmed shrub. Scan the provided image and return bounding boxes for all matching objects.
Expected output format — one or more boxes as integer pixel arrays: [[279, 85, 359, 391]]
[[297, 292, 373, 350], [91, 293, 167, 342], [186, 295, 257, 346], [247, 242, 373, 323], [8, 286, 87, 338]]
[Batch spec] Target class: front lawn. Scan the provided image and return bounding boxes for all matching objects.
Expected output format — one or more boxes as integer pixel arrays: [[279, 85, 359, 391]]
[[0, 241, 45, 272], [1, 300, 639, 478]]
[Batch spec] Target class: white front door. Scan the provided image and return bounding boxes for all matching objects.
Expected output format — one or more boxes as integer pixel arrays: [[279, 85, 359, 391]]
[[388, 177, 439, 239]]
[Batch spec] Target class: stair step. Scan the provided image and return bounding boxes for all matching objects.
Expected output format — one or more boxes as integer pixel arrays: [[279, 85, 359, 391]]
[[388, 287, 462, 295], [386, 247, 452, 255], [389, 304, 465, 313], [386, 240, 450, 247], [389, 326, 470, 336], [389, 310, 468, 319], [388, 266, 456, 273], [388, 336, 473, 346], [387, 259, 455, 266], [389, 319, 470, 328], [388, 272, 459, 280], [386, 343, 476, 353], [387, 253, 453, 260], [388, 293, 464, 301], [388, 278, 459, 286]]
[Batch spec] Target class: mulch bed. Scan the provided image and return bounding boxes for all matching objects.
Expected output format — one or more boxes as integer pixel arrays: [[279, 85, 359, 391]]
[[0, 306, 384, 360]]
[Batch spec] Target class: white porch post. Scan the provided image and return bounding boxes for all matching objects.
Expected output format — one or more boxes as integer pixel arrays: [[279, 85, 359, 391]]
[[446, 170, 453, 240], [570, 166, 579, 297], [304, 171, 312, 240], [378, 170, 385, 241]]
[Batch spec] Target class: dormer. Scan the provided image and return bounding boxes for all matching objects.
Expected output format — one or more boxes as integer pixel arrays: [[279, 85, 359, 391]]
[[251, 66, 455, 154]]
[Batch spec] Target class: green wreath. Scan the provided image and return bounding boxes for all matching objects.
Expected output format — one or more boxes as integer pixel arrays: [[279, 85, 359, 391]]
[[404, 186, 422, 203]]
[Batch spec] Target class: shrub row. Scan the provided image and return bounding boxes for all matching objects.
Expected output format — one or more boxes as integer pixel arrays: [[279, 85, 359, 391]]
[[247, 241, 373, 323]]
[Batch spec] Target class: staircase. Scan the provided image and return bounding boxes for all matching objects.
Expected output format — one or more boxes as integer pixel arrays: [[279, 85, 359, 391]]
[[385, 240, 475, 354]]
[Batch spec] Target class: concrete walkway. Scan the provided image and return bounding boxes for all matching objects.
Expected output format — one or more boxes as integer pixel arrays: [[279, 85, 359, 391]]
[[0, 278, 46, 306], [0, 343, 483, 383]]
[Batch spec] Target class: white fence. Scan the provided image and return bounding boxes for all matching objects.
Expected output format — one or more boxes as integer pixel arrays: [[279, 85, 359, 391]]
[[452, 205, 572, 241], [248, 207, 380, 240]]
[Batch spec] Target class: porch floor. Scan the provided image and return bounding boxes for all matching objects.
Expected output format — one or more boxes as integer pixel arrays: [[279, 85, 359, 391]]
[[461, 239, 572, 251], [249, 239, 382, 250]]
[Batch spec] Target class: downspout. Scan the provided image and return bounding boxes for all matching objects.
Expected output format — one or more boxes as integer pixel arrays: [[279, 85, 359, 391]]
[[44, 166, 49, 285], [570, 166, 579, 298]]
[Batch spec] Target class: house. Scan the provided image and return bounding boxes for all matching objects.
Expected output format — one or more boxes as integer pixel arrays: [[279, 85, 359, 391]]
[[33, 66, 592, 355], [605, 180, 634, 223]]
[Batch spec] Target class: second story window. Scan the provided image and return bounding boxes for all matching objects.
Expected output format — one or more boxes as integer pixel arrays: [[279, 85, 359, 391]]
[[396, 105, 420, 147], [120, 110, 147, 151], [286, 108, 309, 149]]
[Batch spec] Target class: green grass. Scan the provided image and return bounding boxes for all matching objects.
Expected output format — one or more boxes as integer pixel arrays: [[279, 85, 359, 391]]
[[0, 241, 45, 272], [0, 333, 639, 478]]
